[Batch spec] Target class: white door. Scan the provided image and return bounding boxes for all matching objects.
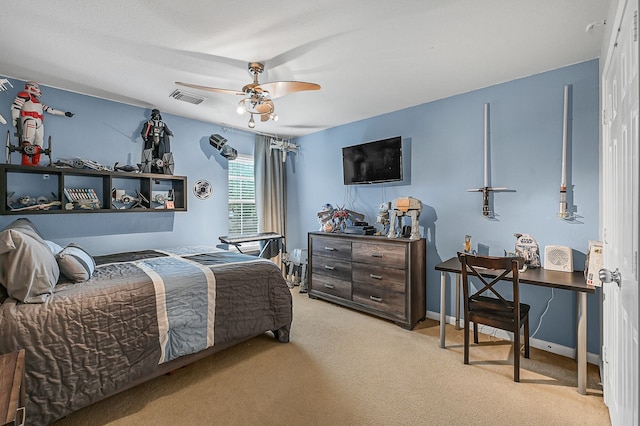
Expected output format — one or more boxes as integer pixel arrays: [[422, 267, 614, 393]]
[[601, 1, 639, 424]]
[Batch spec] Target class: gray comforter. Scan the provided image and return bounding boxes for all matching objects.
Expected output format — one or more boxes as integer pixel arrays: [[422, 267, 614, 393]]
[[0, 246, 292, 425]]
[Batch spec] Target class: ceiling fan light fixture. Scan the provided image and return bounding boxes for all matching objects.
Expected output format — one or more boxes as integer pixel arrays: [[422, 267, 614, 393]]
[[177, 61, 319, 129]]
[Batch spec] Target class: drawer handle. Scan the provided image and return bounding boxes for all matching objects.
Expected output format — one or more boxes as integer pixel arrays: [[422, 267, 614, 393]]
[[371, 253, 384, 258], [324, 265, 335, 270], [324, 247, 336, 251], [370, 274, 383, 280], [369, 296, 383, 303], [324, 283, 335, 289]]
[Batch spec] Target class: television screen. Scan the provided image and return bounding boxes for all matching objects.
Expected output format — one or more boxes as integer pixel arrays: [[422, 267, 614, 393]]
[[342, 136, 403, 185]]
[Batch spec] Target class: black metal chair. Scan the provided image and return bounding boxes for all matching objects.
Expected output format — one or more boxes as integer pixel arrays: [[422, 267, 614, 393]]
[[457, 252, 530, 382]]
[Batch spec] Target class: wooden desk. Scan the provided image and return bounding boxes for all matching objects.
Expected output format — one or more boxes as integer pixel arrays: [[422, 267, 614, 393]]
[[0, 349, 26, 426], [435, 256, 596, 395]]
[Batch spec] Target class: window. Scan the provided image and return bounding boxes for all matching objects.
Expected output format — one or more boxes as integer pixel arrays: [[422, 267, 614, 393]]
[[228, 154, 258, 236]]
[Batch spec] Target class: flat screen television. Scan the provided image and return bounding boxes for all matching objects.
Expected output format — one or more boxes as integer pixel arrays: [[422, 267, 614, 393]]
[[342, 136, 403, 185]]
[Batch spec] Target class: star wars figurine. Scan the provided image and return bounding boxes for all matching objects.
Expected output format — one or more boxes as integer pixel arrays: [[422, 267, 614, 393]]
[[141, 109, 174, 174], [11, 81, 74, 165], [387, 196, 422, 240]]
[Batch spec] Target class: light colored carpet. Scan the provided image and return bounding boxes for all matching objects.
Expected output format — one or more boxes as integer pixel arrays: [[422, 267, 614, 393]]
[[56, 289, 610, 425]]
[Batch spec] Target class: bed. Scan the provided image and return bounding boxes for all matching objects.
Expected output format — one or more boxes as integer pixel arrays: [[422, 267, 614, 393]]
[[0, 219, 292, 425]]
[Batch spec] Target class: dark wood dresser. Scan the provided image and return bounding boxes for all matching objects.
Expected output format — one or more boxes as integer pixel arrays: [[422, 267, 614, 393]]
[[308, 232, 426, 329], [0, 349, 26, 426]]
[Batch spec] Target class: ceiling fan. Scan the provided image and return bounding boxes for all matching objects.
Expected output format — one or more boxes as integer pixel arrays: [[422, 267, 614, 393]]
[[176, 62, 320, 128]]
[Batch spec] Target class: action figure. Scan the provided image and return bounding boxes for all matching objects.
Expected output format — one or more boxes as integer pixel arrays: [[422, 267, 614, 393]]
[[141, 109, 174, 174], [11, 81, 74, 165]]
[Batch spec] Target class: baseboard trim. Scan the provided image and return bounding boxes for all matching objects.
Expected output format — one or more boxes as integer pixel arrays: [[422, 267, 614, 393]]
[[425, 310, 600, 366]]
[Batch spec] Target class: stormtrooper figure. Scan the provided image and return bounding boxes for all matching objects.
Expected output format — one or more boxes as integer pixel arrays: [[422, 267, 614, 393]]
[[11, 81, 74, 165]]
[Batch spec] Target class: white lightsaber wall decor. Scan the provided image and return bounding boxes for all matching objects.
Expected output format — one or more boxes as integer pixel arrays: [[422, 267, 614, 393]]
[[484, 102, 490, 188], [558, 85, 572, 219], [467, 102, 511, 218]]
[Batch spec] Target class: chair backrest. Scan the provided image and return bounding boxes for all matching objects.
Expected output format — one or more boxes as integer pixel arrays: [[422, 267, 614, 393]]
[[457, 252, 525, 311]]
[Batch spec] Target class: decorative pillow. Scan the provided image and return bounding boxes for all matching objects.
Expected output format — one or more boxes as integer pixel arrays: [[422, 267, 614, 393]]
[[0, 222, 60, 303], [56, 243, 96, 283]]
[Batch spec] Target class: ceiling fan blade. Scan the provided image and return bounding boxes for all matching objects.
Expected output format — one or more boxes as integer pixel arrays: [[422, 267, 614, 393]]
[[175, 82, 244, 96], [258, 81, 320, 99]]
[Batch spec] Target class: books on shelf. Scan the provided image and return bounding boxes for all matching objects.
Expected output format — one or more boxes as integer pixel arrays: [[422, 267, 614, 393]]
[[64, 188, 101, 209]]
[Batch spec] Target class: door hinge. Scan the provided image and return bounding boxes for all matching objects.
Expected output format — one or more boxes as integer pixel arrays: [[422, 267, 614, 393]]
[[634, 10, 638, 42], [602, 345, 607, 363]]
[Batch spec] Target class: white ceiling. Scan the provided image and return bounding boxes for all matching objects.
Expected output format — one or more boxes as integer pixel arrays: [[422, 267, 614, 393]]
[[0, 1, 610, 138]]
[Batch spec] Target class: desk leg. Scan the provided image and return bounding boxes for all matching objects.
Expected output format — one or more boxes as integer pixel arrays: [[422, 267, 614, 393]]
[[439, 271, 446, 348], [577, 292, 587, 395], [455, 273, 461, 330]]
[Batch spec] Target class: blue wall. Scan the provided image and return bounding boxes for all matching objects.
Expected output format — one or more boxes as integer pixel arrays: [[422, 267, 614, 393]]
[[0, 77, 256, 254], [1, 60, 601, 354], [287, 60, 601, 354]]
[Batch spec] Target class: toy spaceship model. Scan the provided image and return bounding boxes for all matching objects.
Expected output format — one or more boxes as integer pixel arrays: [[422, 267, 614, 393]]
[[0, 78, 13, 125], [316, 204, 364, 233]]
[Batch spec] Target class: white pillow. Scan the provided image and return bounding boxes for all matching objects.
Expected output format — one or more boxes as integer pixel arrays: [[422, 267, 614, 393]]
[[45, 240, 63, 255]]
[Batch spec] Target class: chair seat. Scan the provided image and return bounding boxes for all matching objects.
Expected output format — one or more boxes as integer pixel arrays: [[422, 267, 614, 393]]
[[469, 295, 530, 315], [468, 296, 530, 329]]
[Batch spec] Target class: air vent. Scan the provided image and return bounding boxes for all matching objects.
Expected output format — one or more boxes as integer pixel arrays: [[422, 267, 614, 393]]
[[169, 89, 205, 105]]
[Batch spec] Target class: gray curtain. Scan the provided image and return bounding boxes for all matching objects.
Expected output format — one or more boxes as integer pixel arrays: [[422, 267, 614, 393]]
[[254, 134, 286, 266]]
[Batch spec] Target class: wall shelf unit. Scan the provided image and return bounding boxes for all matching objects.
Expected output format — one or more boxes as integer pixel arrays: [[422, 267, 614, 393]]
[[0, 164, 187, 214]]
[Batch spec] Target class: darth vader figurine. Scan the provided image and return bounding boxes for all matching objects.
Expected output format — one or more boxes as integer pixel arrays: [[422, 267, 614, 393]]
[[140, 109, 174, 174]]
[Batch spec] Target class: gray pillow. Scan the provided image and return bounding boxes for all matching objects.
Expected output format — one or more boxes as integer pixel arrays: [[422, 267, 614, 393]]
[[56, 243, 96, 282], [0, 225, 60, 303], [3, 218, 45, 237]]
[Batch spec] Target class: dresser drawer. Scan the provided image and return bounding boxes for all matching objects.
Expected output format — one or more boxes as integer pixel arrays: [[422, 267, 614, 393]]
[[352, 242, 405, 268], [352, 284, 405, 317], [311, 275, 352, 299], [352, 263, 405, 293], [310, 236, 352, 261], [311, 255, 352, 281]]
